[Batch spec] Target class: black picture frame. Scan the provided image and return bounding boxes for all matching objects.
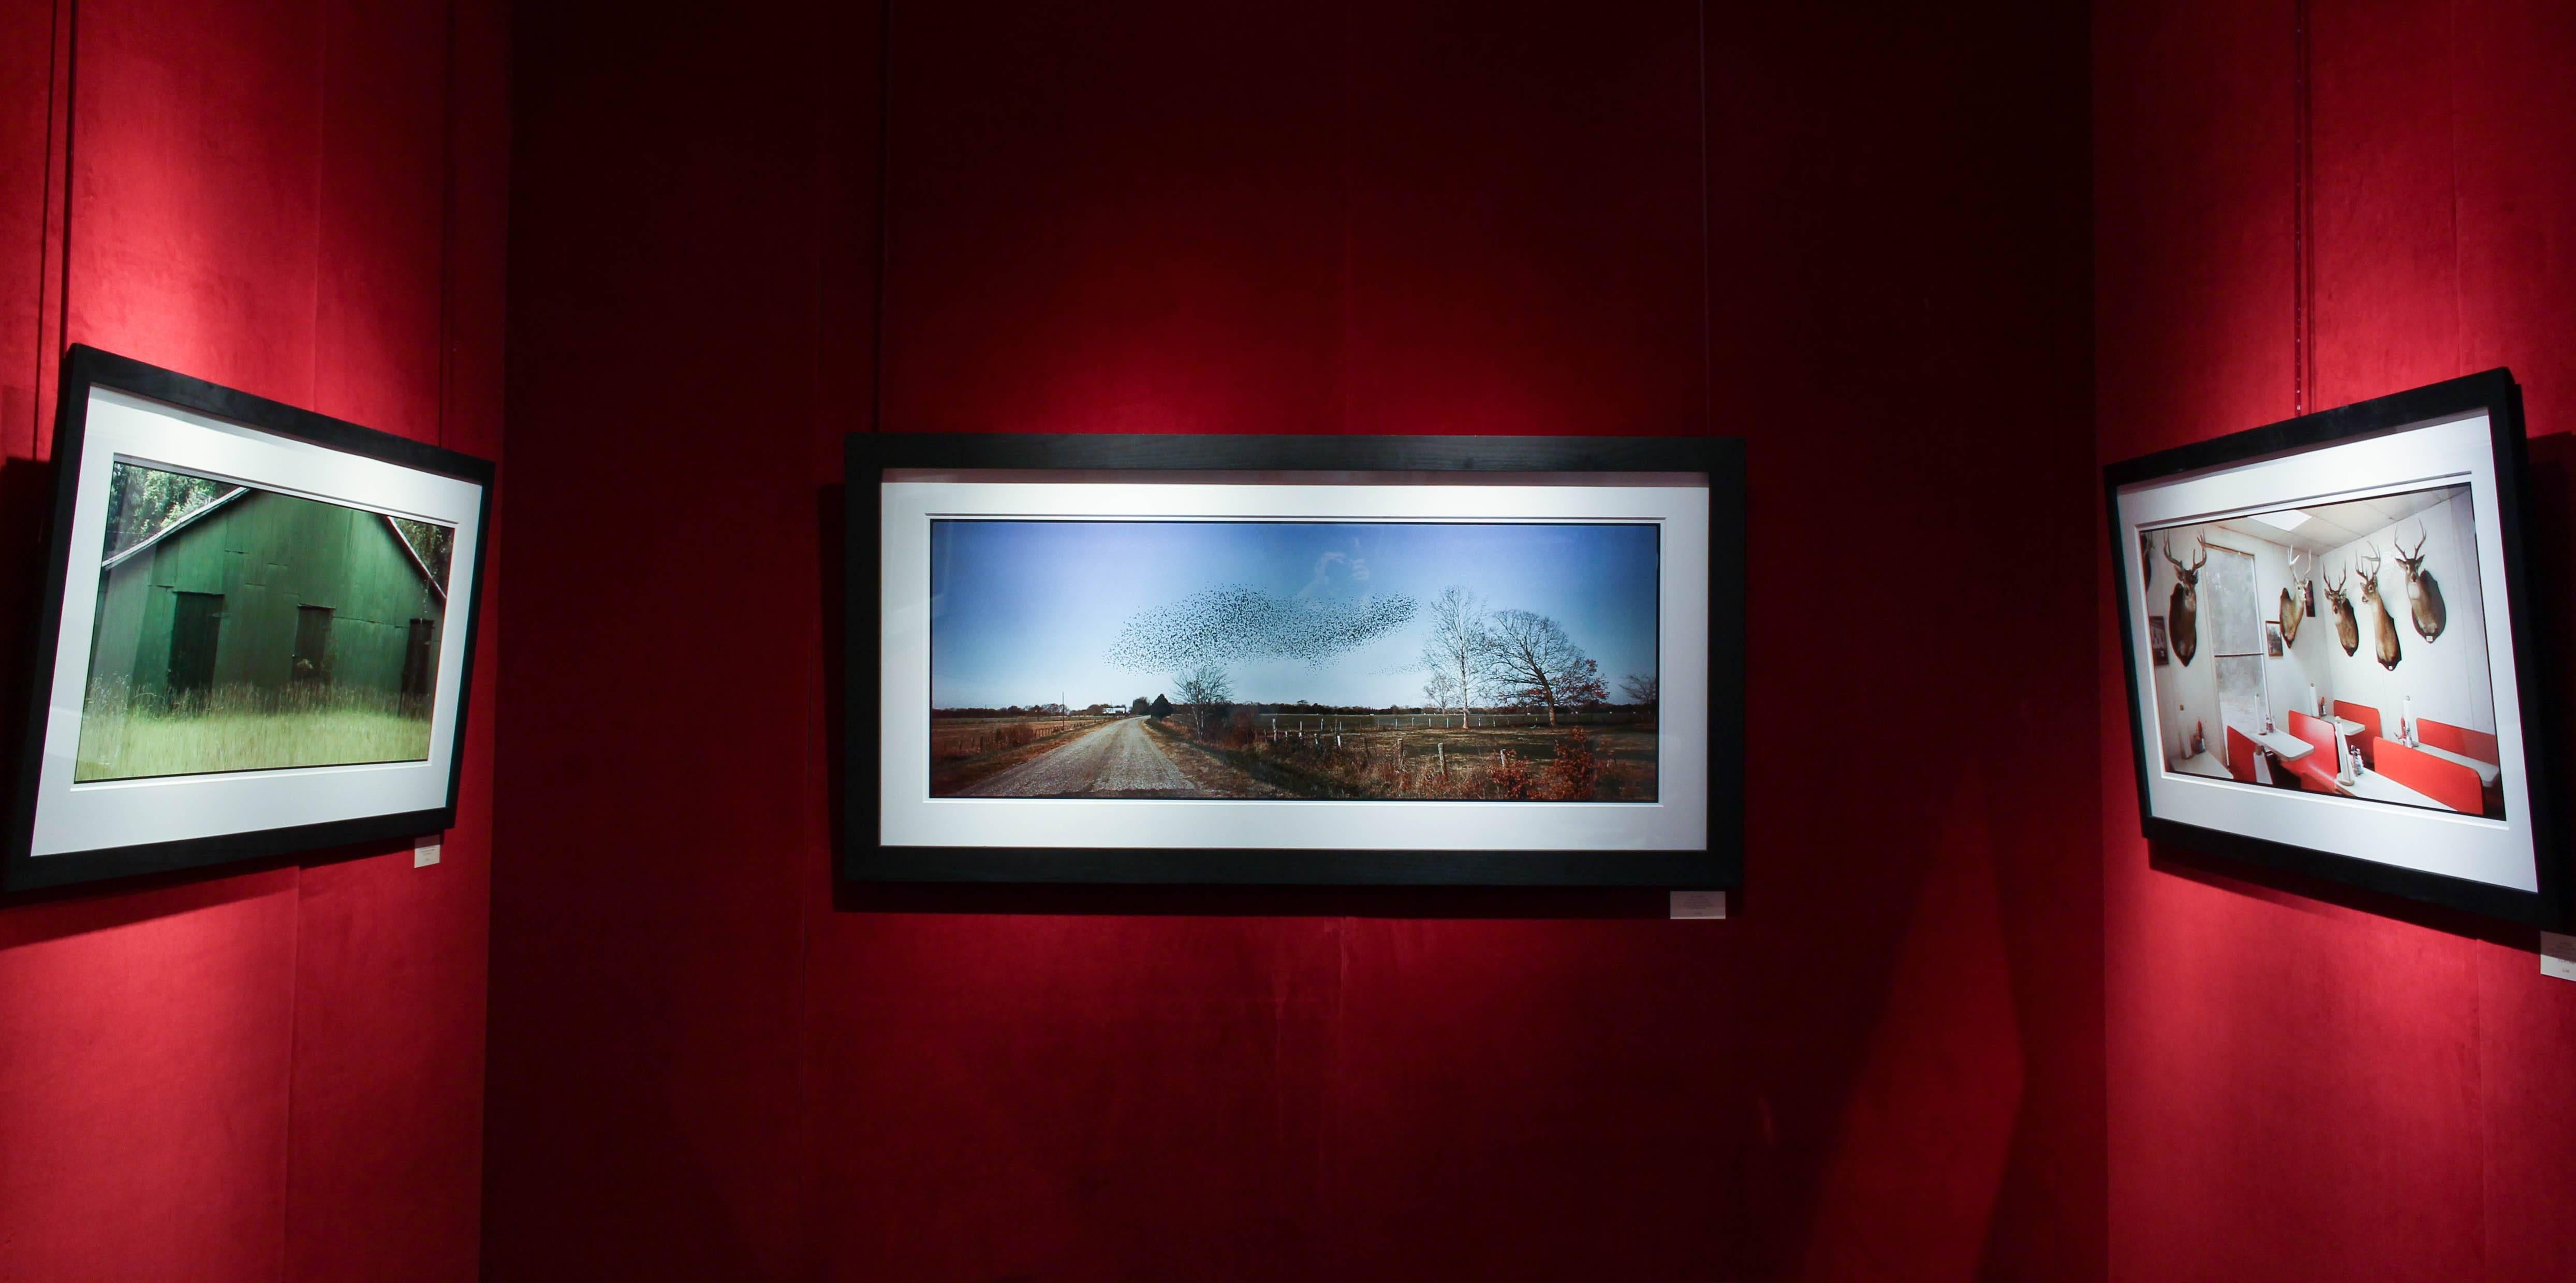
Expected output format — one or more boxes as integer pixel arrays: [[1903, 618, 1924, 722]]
[[843, 432, 1744, 887], [2104, 369, 2563, 928], [4, 344, 496, 893]]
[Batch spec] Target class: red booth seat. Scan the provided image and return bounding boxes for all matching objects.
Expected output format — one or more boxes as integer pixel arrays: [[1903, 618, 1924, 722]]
[[2416, 718, 2499, 765], [2223, 726, 2260, 783], [2283, 710, 2343, 793], [2333, 699, 2382, 768], [2372, 739, 2483, 814]]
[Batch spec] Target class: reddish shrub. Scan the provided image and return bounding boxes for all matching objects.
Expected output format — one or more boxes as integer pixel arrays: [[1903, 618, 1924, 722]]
[[1542, 728, 1601, 800], [1489, 753, 1539, 799]]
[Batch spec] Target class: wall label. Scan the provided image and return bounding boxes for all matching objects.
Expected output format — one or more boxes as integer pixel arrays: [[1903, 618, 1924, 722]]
[[2542, 931, 2576, 982], [1669, 890, 1726, 919], [415, 837, 441, 868]]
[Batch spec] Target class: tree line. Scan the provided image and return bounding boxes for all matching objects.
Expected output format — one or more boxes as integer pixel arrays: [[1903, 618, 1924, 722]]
[[1151, 586, 1654, 733]]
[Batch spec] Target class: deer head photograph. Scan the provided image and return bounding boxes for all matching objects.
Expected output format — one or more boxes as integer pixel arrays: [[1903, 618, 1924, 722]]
[[2161, 534, 2205, 666], [2323, 562, 2359, 657], [2357, 544, 2402, 670], [2278, 549, 2306, 644], [2391, 524, 2445, 641]]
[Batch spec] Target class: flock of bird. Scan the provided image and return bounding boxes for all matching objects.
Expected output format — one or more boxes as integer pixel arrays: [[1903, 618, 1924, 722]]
[[1106, 585, 1419, 672]]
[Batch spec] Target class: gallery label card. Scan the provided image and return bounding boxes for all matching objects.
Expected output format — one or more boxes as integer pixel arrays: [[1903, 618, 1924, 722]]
[[1670, 890, 1726, 920], [2541, 931, 2576, 982]]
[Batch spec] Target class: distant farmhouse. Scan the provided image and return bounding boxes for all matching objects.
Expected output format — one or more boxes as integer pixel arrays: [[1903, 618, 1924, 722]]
[[93, 487, 446, 708]]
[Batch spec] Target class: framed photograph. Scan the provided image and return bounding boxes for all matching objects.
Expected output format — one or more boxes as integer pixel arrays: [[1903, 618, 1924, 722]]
[[2106, 369, 2559, 927], [5, 345, 493, 892], [847, 433, 1742, 886]]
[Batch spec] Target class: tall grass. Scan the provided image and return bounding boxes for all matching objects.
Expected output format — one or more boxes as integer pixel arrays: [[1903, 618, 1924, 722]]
[[73, 679, 433, 781]]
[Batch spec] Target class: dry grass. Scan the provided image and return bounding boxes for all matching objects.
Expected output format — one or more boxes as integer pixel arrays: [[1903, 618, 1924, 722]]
[[928, 715, 1101, 794], [931, 716, 1093, 762], [1170, 709, 1656, 801], [74, 681, 433, 781]]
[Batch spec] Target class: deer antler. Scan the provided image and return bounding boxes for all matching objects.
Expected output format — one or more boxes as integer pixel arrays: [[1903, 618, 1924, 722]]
[[2189, 533, 2209, 571], [2327, 562, 2347, 592], [2359, 541, 2381, 581], [2161, 535, 2184, 571], [2400, 525, 2426, 561]]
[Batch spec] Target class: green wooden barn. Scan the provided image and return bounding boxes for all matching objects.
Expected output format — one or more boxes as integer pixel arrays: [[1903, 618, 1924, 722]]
[[90, 486, 446, 710]]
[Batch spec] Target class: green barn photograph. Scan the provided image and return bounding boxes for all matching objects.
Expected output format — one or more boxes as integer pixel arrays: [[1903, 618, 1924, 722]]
[[74, 460, 454, 782]]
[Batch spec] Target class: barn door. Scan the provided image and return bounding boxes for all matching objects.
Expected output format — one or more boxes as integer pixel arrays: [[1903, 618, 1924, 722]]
[[400, 618, 437, 703], [293, 606, 335, 686], [168, 591, 224, 705]]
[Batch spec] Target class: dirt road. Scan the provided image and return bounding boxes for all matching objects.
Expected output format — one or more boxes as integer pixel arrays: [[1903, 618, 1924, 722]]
[[960, 717, 1200, 797]]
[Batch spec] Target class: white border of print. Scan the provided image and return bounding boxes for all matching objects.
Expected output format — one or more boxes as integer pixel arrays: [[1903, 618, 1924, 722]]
[[2114, 410, 2537, 892], [878, 477, 1710, 852], [26, 387, 485, 859]]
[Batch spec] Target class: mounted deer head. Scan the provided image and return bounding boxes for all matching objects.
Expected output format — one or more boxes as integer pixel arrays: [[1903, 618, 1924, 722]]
[[2323, 562, 2359, 657], [2358, 543, 2402, 670], [2162, 533, 2207, 666], [2279, 548, 2306, 645], [2391, 523, 2445, 641]]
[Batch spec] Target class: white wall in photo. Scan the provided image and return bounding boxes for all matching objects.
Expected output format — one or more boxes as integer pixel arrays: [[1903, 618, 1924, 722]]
[[2309, 491, 2495, 740]]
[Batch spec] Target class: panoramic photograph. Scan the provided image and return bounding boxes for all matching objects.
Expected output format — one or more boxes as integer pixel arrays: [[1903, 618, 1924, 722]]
[[2141, 483, 2505, 818], [929, 520, 1661, 801], [73, 460, 454, 782]]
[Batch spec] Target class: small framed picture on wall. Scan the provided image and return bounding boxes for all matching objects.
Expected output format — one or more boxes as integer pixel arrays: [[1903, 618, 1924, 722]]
[[5, 346, 495, 892], [846, 432, 1743, 887], [2105, 369, 2560, 927]]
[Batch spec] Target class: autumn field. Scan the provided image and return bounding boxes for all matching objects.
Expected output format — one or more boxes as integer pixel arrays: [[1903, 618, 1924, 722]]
[[1148, 709, 1656, 801]]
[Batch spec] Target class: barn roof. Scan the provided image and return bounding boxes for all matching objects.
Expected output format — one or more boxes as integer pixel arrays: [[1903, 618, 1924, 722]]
[[100, 486, 249, 571], [100, 488, 448, 602]]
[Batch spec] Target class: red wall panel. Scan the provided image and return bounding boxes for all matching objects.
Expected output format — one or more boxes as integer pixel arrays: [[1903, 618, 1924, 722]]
[[495, 1, 2101, 1279], [2097, 1, 2576, 1278], [0, 0, 505, 1278], [66, 0, 324, 406], [0, 874, 300, 1281]]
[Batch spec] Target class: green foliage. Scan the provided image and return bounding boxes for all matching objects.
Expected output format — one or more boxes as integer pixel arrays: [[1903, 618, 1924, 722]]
[[389, 517, 455, 590], [102, 462, 231, 560]]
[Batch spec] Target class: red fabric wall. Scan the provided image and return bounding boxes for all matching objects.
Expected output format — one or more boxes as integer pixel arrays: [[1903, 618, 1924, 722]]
[[0, 1, 507, 1279], [2097, 0, 2576, 1277], [492, 4, 2102, 1279]]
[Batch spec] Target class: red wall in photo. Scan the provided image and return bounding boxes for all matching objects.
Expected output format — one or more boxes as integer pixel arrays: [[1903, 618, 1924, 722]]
[[490, 2, 2102, 1278], [2096, 0, 2576, 1277], [0, 1, 507, 1279]]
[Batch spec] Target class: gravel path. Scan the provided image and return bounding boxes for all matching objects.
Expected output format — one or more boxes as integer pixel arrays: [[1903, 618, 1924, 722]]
[[960, 717, 1198, 797]]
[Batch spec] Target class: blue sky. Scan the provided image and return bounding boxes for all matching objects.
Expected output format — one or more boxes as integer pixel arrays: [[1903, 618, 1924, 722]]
[[930, 520, 1659, 709]]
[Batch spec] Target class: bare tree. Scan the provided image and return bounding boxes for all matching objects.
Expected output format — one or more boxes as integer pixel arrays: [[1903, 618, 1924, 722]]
[[1422, 669, 1458, 717], [1418, 587, 1489, 726], [1478, 609, 1607, 726], [1175, 663, 1233, 734], [1620, 672, 1658, 707]]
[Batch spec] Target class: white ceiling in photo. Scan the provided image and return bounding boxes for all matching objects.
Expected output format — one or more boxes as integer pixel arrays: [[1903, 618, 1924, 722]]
[[2156, 485, 2468, 561]]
